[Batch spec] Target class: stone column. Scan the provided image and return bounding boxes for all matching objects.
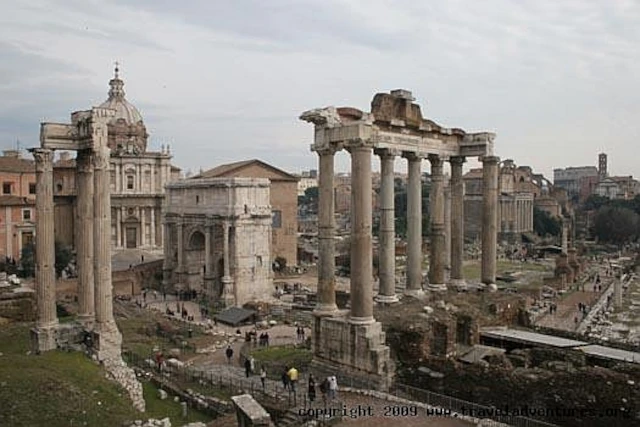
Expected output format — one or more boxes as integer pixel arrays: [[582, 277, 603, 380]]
[[115, 207, 121, 249], [140, 208, 147, 248], [375, 149, 398, 303], [444, 178, 452, 282], [150, 208, 156, 247], [405, 153, 424, 297], [481, 156, 500, 287], [428, 154, 446, 291], [450, 156, 466, 287], [222, 221, 234, 306], [32, 148, 58, 351], [315, 148, 338, 313], [348, 141, 374, 324], [93, 144, 117, 326], [561, 218, 569, 254], [76, 149, 95, 325], [204, 222, 214, 297], [162, 220, 173, 289]]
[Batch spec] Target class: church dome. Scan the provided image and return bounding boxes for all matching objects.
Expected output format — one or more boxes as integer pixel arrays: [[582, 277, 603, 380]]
[[99, 64, 149, 154], [98, 65, 144, 125]]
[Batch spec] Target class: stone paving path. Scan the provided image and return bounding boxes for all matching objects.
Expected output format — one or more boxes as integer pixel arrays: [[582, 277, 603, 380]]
[[535, 265, 611, 332]]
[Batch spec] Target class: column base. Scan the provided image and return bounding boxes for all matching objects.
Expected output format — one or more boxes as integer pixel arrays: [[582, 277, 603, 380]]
[[31, 322, 59, 353], [375, 294, 399, 304], [427, 283, 447, 292], [77, 314, 95, 329], [313, 303, 340, 316], [449, 278, 467, 291], [482, 283, 498, 292], [349, 315, 375, 325], [404, 289, 425, 298]]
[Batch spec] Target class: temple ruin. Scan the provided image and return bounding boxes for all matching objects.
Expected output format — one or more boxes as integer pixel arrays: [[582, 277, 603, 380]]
[[300, 89, 498, 389], [32, 105, 144, 410]]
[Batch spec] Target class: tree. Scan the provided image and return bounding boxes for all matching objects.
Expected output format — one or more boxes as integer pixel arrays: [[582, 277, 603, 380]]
[[20, 242, 35, 278], [593, 206, 639, 245], [533, 207, 562, 237], [55, 240, 73, 278]]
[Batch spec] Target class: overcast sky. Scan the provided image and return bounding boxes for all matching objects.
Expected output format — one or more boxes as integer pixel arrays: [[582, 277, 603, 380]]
[[1, 0, 639, 179]]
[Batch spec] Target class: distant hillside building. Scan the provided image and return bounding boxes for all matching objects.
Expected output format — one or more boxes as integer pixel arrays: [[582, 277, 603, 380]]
[[195, 159, 299, 266], [553, 166, 599, 198], [0, 150, 36, 260]]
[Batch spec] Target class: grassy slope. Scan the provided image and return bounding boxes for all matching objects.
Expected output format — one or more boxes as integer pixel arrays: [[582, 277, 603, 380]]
[[0, 323, 212, 427]]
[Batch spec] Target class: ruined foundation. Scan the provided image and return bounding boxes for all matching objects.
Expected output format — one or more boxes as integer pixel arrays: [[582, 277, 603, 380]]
[[312, 312, 394, 391]]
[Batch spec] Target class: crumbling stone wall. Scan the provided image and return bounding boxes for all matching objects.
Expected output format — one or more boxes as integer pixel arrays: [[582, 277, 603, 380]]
[[0, 292, 34, 321]]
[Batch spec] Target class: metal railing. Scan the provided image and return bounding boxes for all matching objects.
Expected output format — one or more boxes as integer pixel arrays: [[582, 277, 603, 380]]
[[393, 383, 558, 427]]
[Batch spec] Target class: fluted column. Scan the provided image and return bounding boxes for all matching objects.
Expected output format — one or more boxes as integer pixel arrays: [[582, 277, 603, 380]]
[[405, 153, 424, 297], [76, 149, 95, 325], [33, 148, 58, 350], [162, 220, 172, 289], [428, 154, 446, 291], [221, 221, 234, 305], [93, 145, 116, 325], [176, 219, 184, 273], [450, 156, 466, 287], [348, 142, 374, 324], [444, 178, 452, 282], [115, 207, 121, 249], [204, 222, 214, 297], [315, 148, 338, 314], [150, 208, 156, 247], [375, 149, 398, 303], [481, 156, 500, 287]]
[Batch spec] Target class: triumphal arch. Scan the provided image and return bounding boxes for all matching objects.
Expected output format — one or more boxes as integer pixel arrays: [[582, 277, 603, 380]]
[[300, 89, 499, 389]]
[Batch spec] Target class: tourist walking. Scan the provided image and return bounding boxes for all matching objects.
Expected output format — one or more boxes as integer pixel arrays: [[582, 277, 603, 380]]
[[244, 358, 252, 378], [260, 366, 267, 392], [308, 374, 316, 402], [281, 367, 290, 391], [288, 366, 299, 392], [327, 375, 338, 400], [225, 345, 234, 365], [319, 377, 329, 403]]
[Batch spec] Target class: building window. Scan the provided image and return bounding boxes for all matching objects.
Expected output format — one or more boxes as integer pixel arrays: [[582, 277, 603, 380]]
[[2, 182, 11, 194], [22, 232, 33, 248], [29, 183, 36, 194], [272, 210, 282, 228], [196, 195, 200, 204], [127, 175, 134, 190], [22, 209, 31, 221]]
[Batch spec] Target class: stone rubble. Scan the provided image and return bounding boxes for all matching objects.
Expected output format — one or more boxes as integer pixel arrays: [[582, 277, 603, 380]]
[[102, 356, 145, 412]]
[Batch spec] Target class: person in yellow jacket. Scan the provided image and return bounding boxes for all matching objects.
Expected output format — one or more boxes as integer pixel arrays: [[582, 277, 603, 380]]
[[287, 366, 299, 392]]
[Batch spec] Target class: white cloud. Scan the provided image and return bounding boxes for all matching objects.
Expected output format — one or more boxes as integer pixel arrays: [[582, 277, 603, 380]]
[[0, 0, 639, 179]]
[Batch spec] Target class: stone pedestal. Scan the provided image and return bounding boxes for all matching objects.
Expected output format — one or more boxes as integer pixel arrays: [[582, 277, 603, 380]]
[[30, 325, 57, 354], [312, 313, 394, 391], [222, 276, 235, 307]]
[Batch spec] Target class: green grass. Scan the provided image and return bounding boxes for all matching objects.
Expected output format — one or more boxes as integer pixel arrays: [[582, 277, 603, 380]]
[[462, 259, 552, 282], [250, 346, 313, 371], [0, 322, 214, 426]]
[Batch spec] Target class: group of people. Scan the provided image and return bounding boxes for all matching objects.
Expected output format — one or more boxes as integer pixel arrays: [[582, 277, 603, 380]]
[[295, 326, 306, 342]]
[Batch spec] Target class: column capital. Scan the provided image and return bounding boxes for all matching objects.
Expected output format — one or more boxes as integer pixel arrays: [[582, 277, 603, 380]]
[[31, 148, 54, 171], [402, 151, 424, 161], [481, 155, 500, 165], [344, 138, 374, 153], [315, 145, 341, 156], [92, 145, 111, 170], [374, 148, 401, 158], [449, 156, 466, 166], [76, 149, 94, 174], [428, 153, 444, 167]]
